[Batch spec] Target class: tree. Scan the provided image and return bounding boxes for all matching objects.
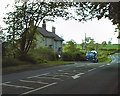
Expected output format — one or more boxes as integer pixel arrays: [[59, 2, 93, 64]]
[[3, 1, 120, 59], [87, 38, 95, 51], [108, 41, 112, 45], [3, 2, 80, 58], [102, 41, 107, 46], [63, 40, 79, 53]]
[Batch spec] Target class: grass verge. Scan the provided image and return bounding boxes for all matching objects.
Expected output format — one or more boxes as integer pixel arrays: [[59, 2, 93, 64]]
[[3, 61, 75, 74]]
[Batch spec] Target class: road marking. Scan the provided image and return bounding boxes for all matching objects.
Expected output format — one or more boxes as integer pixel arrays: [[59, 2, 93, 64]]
[[64, 73, 70, 75], [99, 65, 105, 67], [72, 73, 84, 79], [88, 68, 96, 72], [21, 82, 57, 95], [34, 76, 63, 81], [19, 79, 49, 84], [76, 65, 84, 67], [0, 82, 10, 85], [58, 70, 63, 72], [107, 63, 110, 66], [2, 83, 34, 89], [53, 74, 70, 77], [27, 73, 50, 79]]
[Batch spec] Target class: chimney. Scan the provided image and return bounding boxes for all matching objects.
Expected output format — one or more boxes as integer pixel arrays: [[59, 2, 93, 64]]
[[52, 26, 55, 33], [42, 20, 46, 29]]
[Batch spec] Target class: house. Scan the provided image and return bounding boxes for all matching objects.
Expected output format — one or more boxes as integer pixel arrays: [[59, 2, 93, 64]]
[[36, 20, 64, 54]]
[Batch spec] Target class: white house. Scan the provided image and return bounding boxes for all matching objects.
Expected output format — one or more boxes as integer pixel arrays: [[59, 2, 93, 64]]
[[36, 20, 64, 53]]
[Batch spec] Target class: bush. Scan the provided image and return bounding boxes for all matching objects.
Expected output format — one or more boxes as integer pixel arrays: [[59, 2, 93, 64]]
[[97, 51, 109, 62], [29, 47, 56, 61], [62, 52, 86, 61], [35, 55, 48, 63], [62, 52, 74, 61], [18, 54, 37, 64], [2, 58, 29, 68]]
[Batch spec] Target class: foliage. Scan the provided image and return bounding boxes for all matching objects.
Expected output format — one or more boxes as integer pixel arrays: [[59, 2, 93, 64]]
[[87, 38, 95, 51], [76, 2, 120, 24], [101, 41, 107, 47], [2, 57, 31, 68], [63, 40, 80, 53], [2, 42, 17, 58], [29, 47, 56, 62], [3, 2, 80, 58], [62, 52, 86, 61], [76, 2, 120, 38], [63, 40, 86, 61]]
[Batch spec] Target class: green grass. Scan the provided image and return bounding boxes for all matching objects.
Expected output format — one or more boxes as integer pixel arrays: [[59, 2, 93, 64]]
[[46, 61, 75, 66], [76, 44, 119, 50], [98, 56, 112, 63], [98, 44, 120, 50]]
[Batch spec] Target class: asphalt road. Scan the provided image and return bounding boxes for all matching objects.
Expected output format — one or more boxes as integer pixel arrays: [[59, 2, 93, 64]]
[[1, 53, 120, 95]]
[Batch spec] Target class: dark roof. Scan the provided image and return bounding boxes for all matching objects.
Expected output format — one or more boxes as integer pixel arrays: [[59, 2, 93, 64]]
[[38, 27, 64, 41]]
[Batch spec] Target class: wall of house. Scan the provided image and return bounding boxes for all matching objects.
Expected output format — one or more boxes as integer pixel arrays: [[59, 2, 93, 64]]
[[54, 41, 62, 52], [36, 34, 45, 48], [36, 35, 55, 50], [45, 37, 54, 49], [36, 34, 62, 53]]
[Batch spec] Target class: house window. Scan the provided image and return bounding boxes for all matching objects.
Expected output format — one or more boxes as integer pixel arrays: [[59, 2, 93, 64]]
[[49, 45, 53, 49]]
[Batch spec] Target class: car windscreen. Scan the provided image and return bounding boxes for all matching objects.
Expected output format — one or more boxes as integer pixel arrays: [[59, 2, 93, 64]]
[[86, 52, 95, 56]]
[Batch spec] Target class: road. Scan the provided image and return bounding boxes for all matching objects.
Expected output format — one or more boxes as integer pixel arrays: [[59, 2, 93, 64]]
[[1, 53, 120, 95]]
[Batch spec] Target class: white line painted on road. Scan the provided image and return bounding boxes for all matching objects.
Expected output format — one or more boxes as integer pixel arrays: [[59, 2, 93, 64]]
[[21, 82, 57, 95], [99, 65, 105, 67], [27, 73, 50, 79], [53, 74, 70, 78], [72, 73, 84, 79], [19, 79, 49, 84], [72, 75, 80, 79], [88, 68, 96, 72], [107, 63, 110, 66], [76, 65, 85, 67], [33, 76, 63, 81], [58, 70, 63, 72], [0, 82, 10, 85], [64, 73, 70, 75], [2, 83, 34, 89]]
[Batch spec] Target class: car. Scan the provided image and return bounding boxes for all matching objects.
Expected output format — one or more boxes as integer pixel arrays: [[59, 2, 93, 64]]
[[86, 51, 98, 63], [91, 50, 97, 54]]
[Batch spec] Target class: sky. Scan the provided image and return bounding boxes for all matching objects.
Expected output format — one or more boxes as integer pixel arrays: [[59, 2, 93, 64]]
[[0, 0, 119, 44], [44, 18, 118, 44]]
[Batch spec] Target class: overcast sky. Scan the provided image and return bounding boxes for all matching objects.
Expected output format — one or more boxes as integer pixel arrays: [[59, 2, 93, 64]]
[[0, 0, 119, 44], [43, 17, 118, 44]]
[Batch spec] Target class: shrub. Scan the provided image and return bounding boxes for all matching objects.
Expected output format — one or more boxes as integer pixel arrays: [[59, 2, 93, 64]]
[[62, 52, 86, 61], [18, 54, 37, 64], [29, 47, 56, 61], [97, 53, 107, 62], [2, 58, 29, 68]]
